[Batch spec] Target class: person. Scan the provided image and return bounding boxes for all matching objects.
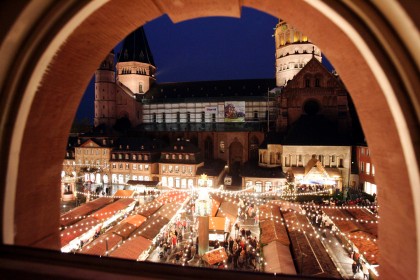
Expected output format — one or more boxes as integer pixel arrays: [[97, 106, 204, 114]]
[[362, 262, 369, 279], [234, 223, 239, 238], [352, 261, 358, 278]]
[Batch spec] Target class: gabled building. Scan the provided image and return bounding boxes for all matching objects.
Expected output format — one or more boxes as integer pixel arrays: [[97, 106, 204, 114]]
[[276, 57, 352, 142]]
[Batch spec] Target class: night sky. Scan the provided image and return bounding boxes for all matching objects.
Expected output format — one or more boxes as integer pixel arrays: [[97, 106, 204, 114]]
[[75, 8, 331, 122]]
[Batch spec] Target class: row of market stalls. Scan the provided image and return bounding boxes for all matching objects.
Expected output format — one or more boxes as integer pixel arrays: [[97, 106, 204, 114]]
[[258, 203, 296, 275], [322, 207, 379, 274], [60, 197, 137, 252], [76, 190, 190, 261]]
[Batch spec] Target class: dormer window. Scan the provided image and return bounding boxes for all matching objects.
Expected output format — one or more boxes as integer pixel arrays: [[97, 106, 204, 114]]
[[174, 146, 177, 150], [180, 146, 184, 150]]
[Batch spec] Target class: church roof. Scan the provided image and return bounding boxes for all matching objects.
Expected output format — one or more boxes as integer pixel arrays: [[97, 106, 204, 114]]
[[118, 27, 155, 65], [140, 79, 276, 104]]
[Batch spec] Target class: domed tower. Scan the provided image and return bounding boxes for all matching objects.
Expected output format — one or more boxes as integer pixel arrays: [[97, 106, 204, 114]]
[[274, 20, 322, 87], [94, 51, 116, 127]]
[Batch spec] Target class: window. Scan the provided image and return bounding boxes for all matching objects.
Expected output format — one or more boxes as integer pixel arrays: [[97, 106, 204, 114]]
[[112, 163, 116, 169], [305, 79, 310, 88], [139, 164, 143, 171], [372, 165, 375, 176], [315, 78, 320, 87], [172, 154, 176, 160], [162, 112, 166, 123], [118, 154, 122, 160], [103, 150, 107, 155], [366, 163, 371, 175], [253, 111, 258, 119], [165, 154, 169, 159], [331, 155, 336, 162], [219, 141, 225, 153], [145, 164, 149, 171], [125, 154, 129, 160], [169, 165, 173, 173], [185, 154, 189, 160], [153, 113, 157, 123], [176, 112, 180, 123], [132, 164, 137, 170], [178, 154, 182, 160], [182, 166, 186, 174], [175, 166, 179, 173], [212, 113, 216, 122], [125, 163, 129, 170], [119, 163, 123, 169], [339, 158, 344, 167], [132, 155, 136, 160], [144, 155, 148, 161], [298, 155, 302, 162], [162, 165, 166, 173], [360, 161, 364, 172], [201, 111, 205, 122], [187, 112, 191, 123]]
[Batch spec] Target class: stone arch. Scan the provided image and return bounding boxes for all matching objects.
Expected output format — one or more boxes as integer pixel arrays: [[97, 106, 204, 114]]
[[0, 1, 418, 279]]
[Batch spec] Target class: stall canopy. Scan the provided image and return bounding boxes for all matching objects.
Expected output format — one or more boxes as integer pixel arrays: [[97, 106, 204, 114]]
[[91, 198, 135, 221], [60, 197, 113, 227], [263, 240, 296, 275], [135, 201, 163, 218], [202, 247, 228, 265], [260, 219, 290, 246], [60, 217, 101, 248], [137, 216, 170, 240], [216, 201, 238, 222], [113, 189, 135, 198], [79, 231, 122, 256], [109, 235, 152, 260]]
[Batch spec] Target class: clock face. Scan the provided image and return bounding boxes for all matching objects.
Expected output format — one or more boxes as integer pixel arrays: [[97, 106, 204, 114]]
[[282, 24, 288, 31]]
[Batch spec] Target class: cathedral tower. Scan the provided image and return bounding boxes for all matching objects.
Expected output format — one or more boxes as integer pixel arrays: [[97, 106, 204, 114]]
[[94, 51, 116, 127], [274, 20, 322, 87], [116, 27, 156, 95], [114, 27, 156, 127]]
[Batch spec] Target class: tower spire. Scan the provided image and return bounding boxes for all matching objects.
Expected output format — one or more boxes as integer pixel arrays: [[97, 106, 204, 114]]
[[118, 27, 155, 65]]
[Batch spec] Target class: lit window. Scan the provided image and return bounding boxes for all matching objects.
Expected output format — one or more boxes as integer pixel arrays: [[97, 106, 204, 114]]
[[125, 163, 129, 170], [145, 164, 149, 171], [219, 141, 225, 153], [366, 163, 371, 175], [133, 164, 137, 170], [372, 165, 375, 176]]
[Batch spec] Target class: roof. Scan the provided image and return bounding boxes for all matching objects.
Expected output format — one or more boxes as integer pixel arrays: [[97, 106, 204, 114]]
[[263, 240, 296, 275], [155, 202, 183, 220], [124, 214, 147, 227], [126, 180, 160, 186], [135, 201, 163, 218], [241, 161, 285, 178], [117, 27, 154, 65], [60, 197, 114, 227], [113, 137, 159, 152], [215, 201, 238, 222], [348, 231, 379, 265], [113, 190, 135, 197], [91, 198, 135, 221], [109, 235, 152, 260], [137, 216, 170, 240], [259, 219, 290, 246], [141, 79, 276, 104], [111, 222, 139, 240], [202, 247, 228, 265], [60, 217, 101, 248], [196, 159, 226, 177], [79, 232, 122, 256]]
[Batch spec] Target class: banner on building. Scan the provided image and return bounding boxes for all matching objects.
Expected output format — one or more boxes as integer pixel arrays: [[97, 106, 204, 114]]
[[205, 106, 218, 113], [224, 101, 245, 122]]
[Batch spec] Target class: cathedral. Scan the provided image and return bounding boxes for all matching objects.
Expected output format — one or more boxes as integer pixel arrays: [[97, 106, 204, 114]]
[[63, 20, 360, 196]]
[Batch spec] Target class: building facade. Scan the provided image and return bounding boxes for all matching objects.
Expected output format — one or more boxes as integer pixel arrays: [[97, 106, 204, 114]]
[[355, 145, 376, 195]]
